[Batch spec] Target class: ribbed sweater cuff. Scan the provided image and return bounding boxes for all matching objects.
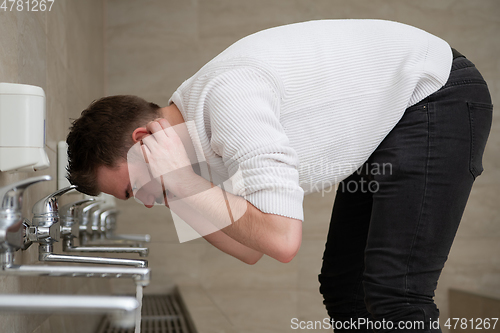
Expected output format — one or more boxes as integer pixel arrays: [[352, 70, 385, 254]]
[[245, 188, 305, 221]]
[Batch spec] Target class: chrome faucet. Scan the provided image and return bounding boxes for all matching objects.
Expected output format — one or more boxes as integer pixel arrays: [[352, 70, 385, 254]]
[[0, 254, 150, 286], [90, 205, 111, 237], [38, 243, 148, 267], [0, 177, 150, 285], [79, 201, 101, 245], [0, 294, 139, 328], [100, 209, 151, 244], [59, 201, 149, 257], [0, 176, 51, 254], [25, 185, 77, 248], [59, 198, 94, 240], [24, 187, 148, 267]]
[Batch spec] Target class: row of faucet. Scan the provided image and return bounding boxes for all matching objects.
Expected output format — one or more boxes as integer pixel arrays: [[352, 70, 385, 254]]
[[0, 175, 151, 327], [24, 184, 149, 267]]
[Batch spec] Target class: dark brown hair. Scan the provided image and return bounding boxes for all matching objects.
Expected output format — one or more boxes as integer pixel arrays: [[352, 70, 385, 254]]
[[66, 95, 161, 196]]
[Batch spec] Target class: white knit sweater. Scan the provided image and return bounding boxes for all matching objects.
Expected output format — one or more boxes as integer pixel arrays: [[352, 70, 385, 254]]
[[169, 19, 452, 221]]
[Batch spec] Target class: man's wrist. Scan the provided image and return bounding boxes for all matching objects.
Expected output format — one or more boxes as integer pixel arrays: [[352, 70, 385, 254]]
[[163, 170, 209, 199]]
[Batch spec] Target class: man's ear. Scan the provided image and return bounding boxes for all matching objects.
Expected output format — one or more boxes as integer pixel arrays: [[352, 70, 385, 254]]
[[132, 127, 149, 143]]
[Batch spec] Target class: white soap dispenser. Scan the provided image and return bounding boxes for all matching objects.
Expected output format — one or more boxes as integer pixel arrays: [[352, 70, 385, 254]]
[[0, 82, 50, 172]]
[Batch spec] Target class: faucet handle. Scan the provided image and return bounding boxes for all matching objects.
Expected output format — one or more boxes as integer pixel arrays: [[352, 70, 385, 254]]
[[0, 176, 50, 252], [100, 209, 119, 227], [59, 199, 95, 222], [32, 185, 77, 217], [0, 176, 51, 214], [79, 201, 102, 226]]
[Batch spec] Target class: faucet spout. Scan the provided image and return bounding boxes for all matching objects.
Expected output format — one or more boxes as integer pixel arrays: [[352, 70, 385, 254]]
[[63, 238, 149, 257], [0, 249, 150, 285], [84, 238, 145, 247], [39, 244, 148, 267], [40, 252, 148, 268], [64, 244, 149, 257], [0, 263, 150, 286]]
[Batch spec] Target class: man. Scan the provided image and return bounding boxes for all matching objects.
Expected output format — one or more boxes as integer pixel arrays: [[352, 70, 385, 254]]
[[67, 20, 492, 332]]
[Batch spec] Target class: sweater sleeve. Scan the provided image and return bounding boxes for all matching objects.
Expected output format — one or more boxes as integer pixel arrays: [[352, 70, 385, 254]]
[[205, 67, 304, 221]]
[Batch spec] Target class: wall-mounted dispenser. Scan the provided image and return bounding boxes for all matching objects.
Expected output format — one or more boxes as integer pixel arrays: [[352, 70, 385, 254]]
[[0, 82, 50, 172]]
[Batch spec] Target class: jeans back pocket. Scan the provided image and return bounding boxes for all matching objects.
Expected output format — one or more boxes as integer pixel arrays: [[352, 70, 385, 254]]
[[468, 102, 493, 179]]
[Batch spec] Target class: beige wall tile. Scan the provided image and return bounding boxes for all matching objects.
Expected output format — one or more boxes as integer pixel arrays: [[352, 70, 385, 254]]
[[178, 284, 237, 333], [46, 0, 68, 69], [437, 238, 500, 327], [106, 0, 199, 103], [296, 239, 325, 291], [302, 191, 334, 240], [48, 314, 70, 333], [148, 242, 205, 286], [207, 287, 298, 331], [198, 0, 299, 40], [459, 174, 500, 239], [46, 20, 69, 147], [65, 1, 101, 105], [17, 11, 47, 89], [449, 288, 500, 333], [107, 0, 197, 40], [0, 13, 19, 82], [107, 38, 201, 105], [66, 75, 87, 120], [296, 289, 330, 326], [200, 246, 298, 290], [33, 318, 51, 333]]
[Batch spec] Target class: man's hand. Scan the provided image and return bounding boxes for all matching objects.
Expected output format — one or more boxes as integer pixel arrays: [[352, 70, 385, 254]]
[[141, 119, 195, 188]]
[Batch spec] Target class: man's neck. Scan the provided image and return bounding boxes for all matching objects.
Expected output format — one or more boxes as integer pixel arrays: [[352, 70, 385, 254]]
[[160, 103, 185, 126]]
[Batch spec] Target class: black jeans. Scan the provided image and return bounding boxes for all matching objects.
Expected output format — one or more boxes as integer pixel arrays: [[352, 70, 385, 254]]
[[319, 54, 493, 332]]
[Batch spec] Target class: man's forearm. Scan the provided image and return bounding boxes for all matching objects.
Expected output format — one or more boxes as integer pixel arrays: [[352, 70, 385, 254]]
[[164, 191, 263, 264], [166, 172, 302, 263], [203, 230, 264, 264]]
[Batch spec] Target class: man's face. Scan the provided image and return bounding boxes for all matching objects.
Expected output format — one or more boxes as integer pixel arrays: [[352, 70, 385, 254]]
[[96, 161, 164, 208]]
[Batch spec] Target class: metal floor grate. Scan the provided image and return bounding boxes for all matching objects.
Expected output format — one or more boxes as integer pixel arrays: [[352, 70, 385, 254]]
[[96, 293, 195, 333]]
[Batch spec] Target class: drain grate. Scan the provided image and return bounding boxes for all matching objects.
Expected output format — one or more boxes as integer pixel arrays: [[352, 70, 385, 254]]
[[96, 293, 195, 333]]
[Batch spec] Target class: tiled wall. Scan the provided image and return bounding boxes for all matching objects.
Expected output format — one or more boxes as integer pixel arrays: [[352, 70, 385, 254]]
[[103, 1, 499, 332], [0, 1, 109, 332], [449, 289, 500, 332]]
